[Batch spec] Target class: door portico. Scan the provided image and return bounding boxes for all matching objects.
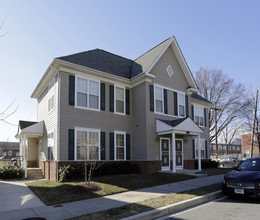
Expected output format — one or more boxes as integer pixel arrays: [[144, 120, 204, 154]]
[[156, 118, 203, 172]]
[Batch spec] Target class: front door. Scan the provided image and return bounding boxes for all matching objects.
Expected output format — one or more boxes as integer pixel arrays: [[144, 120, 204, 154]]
[[176, 139, 183, 170], [161, 138, 170, 170]]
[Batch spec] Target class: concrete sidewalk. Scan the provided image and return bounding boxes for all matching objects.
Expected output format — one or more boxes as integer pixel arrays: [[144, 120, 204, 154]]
[[0, 174, 224, 220]]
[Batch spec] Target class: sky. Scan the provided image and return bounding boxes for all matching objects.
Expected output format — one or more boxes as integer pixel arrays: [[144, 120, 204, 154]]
[[0, 0, 259, 142]]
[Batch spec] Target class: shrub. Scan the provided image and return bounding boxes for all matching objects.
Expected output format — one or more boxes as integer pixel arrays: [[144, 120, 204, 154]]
[[0, 165, 25, 179], [58, 161, 140, 181]]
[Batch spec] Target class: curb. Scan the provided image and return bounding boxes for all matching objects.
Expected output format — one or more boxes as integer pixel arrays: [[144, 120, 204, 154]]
[[121, 190, 223, 220]]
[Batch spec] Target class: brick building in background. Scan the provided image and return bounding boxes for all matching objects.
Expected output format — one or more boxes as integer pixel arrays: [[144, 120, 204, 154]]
[[0, 142, 19, 159], [241, 133, 260, 158]]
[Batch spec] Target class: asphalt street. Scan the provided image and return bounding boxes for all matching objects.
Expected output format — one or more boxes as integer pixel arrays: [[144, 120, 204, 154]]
[[157, 196, 260, 220]]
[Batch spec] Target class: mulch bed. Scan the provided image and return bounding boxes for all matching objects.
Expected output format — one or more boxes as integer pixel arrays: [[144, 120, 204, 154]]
[[68, 183, 102, 194]]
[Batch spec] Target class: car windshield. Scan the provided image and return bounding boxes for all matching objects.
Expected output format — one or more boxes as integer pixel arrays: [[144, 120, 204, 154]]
[[238, 159, 260, 171]]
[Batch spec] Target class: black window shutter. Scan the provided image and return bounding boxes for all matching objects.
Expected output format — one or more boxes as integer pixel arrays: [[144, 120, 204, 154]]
[[185, 95, 189, 117], [191, 105, 194, 120], [192, 139, 195, 159], [68, 129, 74, 160], [205, 140, 208, 159], [163, 89, 168, 114], [69, 75, 75, 106], [109, 85, 114, 112], [109, 133, 114, 160], [126, 89, 130, 115], [174, 92, 178, 116], [101, 83, 106, 111], [101, 132, 106, 160], [150, 85, 154, 112], [126, 134, 130, 160], [204, 108, 207, 127]]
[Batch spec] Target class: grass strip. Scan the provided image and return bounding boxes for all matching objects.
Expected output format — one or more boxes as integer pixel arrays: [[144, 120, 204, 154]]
[[26, 173, 195, 205], [68, 183, 221, 220]]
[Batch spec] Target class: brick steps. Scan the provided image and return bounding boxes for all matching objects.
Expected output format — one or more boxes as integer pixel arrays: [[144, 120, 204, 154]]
[[27, 168, 44, 179]]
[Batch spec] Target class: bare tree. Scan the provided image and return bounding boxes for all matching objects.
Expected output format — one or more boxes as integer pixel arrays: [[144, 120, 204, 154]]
[[242, 94, 260, 154], [0, 19, 8, 38], [195, 67, 251, 143]]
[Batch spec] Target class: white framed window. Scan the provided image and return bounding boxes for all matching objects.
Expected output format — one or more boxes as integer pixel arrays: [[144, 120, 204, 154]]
[[178, 93, 185, 117], [48, 79, 55, 113], [76, 76, 100, 110], [155, 86, 164, 113], [115, 131, 126, 160], [8, 150, 12, 157], [48, 131, 54, 160], [194, 106, 204, 126], [115, 85, 125, 114], [195, 138, 205, 159], [2, 152, 6, 156], [75, 128, 100, 161]]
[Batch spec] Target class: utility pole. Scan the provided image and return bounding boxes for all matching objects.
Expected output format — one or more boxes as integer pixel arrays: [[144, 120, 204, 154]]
[[250, 90, 258, 158], [212, 101, 221, 159]]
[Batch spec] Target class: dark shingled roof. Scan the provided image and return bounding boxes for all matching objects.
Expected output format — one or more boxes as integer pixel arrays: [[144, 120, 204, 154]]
[[19, 120, 38, 129], [0, 142, 19, 149], [191, 93, 212, 104], [56, 49, 143, 79], [157, 118, 188, 128]]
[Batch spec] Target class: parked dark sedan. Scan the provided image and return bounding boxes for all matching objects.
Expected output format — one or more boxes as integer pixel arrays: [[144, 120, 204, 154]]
[[218, 157, 243, 168], [222, 157, 260, 197]]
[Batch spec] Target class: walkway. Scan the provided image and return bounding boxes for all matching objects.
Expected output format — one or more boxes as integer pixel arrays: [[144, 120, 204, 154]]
[[0, 174, 223, 220]]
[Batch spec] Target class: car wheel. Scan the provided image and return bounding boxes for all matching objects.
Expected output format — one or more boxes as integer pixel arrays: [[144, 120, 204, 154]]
[[219, 163, 224, 168]]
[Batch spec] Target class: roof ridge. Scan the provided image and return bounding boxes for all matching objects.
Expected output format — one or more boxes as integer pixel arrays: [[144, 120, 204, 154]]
[[134, 37, 172, 61]]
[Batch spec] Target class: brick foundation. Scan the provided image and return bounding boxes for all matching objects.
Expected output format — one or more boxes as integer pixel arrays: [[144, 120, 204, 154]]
[[40, 161, 58, 181], [130, 161, 161, 174], [27, 160, 38, 168]]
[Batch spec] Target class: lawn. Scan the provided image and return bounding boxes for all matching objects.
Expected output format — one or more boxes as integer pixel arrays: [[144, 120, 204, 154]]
[[26, 173, 195, 205], [69, 183, 222, 220]]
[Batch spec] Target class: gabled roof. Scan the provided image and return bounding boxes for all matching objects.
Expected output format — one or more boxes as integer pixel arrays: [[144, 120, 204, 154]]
[[156, 117, 203, 134], [191, 93, 213, 106], [56, 49, 138, 79], [18, 120, 38, 129], [0, 142, 19, 150]]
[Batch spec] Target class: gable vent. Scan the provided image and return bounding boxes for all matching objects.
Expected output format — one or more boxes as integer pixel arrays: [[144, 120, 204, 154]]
[[166, 65, 174, 78]]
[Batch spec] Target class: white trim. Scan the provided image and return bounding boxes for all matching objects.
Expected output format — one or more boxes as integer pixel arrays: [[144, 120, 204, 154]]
[[47, 77, 56, 114], [75, 74, 101, 111], [172, 131, 176, 172], [194, 137, 206, 160], [114, 84, 126, 115], [74, 127, 101, 161], [160, 137, 171, 171], [193, 105, 205, 127], [198, 135, 201, 171], [175, 139, 184, 170], [154, 85, 164, 114], [114, 131, 126, 160], [145, 37, 175, 75]]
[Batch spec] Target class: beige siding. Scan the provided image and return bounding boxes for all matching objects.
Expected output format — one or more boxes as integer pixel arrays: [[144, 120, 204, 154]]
[[131, 82, 147, 160], [151, 47, 189, 91], [28, 138, 39, 160], [37, 75, 59, 160], [59, 71, 132, 161]]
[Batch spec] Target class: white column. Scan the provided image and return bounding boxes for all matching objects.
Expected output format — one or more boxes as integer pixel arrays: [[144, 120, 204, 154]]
[[198, 135, 201, 171], [23, 135, 28, 178], [172, 131, 176, 172]]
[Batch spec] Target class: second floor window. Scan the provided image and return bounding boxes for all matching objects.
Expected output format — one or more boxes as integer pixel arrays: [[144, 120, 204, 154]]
[[178, 93, 185, 117], [194, 106, 204, 126], [76, 77, 100, 110], [48, 80, 55, 113], [155, 86, 163, 113], [115, 86, 125, 114]]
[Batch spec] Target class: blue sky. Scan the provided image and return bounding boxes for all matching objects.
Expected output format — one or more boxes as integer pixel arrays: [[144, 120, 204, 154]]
[[0, 0, 259, 141]]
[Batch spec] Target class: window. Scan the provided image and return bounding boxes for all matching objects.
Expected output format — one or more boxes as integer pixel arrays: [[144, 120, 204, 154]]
[[115, 131, 126, 160], [76, 77, 100, 110], [195, 138, 205, 159], [8, 150, 12, 157], [178, 93, 185, 117], [76, 128, 100, 160], [194, 106, 204, 126], [115, 86, 125, 114], [155, 86, 163, 113], [48, 79, 55, 113], [48, 132, 54, 160]]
